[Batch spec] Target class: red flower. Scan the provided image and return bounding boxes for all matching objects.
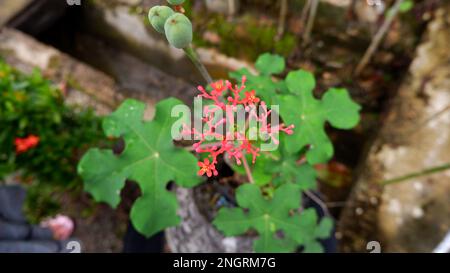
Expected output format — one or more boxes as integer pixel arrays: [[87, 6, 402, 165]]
[[184, 76, 294, 178], [244, 90, 260, 105], [210, 80, 227, 96], [15, 135, 40, 154], [197, 158, 218, 177]]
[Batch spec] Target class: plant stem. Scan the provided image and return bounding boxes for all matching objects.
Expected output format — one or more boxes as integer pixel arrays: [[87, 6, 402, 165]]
[[184, 45, 213, 84], [276, 0, 288, 40], [380, 162, 450, 186], [300, 0, 312, 29], [186, 142, 223, 151], [227, 0, 236, 20], [242, 156, 255, 184], [304, 190, 331, 217], [354, 0, 404, 76], [302, 0, 319, 45]]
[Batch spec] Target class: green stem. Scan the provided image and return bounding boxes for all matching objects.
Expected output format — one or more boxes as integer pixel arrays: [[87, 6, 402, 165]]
[[380, 162, 450, 186], [183, 45, 213, 84]]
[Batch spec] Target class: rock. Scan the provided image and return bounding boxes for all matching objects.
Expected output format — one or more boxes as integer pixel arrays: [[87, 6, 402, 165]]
[[339, 4, 450, 253], [0, 28, 119, 114], [0, 27, 201, 119], [205, 0, 240, 16], [166, 187, 253, 253], [0, 0, 32, 27], [67, 33, 198, 116], [6, 0, 67, 36], [354, 0, 384, 24]]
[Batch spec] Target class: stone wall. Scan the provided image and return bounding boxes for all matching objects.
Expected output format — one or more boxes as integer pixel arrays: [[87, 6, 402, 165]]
[[339, 5, 450, 253]]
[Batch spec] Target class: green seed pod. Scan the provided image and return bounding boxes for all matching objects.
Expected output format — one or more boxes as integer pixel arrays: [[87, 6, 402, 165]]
[[164, 13, 192, 49], [167, 0, 185, 5], [148, 6, 175, 34]]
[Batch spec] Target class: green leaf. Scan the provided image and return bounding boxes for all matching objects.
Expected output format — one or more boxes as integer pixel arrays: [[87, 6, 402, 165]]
[[230, 68, 279, 105], [214, 184, 333, 253], [78, 98, 200, 237], [399, 0, 413, 13], [283, 208, 333, 253], [213, 183, 302, 253], [286, 69, 316, 97], [229, 53, 287, 105], [77, 149, 127, 207], [315, 217, 334, 239], [386, 0, 413, 17], [273, 158, 317, 190], [322, 88, 361, 129], [255, 53, 285, 76], [279, 70, 361, 164], [278, 94, 333, 164], [303, 241, 324, 253]]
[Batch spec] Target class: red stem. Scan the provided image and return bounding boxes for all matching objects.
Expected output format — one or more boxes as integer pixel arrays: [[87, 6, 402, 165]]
[[242, 156, 255, 184]]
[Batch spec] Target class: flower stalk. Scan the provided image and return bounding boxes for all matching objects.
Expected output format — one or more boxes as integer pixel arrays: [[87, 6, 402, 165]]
[[242, 156, 255, 184], [184, 45, 213, 84]]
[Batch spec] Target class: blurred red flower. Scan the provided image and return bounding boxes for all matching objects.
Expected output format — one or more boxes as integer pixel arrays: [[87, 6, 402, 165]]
[[14, 135, 40, 154]]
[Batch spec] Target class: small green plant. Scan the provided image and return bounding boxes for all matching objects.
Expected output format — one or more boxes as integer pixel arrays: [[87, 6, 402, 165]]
[[0, 60, 104, 221], [192, 13, 296, 60], [78, 0, 361, 253], [214, 183, 333, 252]]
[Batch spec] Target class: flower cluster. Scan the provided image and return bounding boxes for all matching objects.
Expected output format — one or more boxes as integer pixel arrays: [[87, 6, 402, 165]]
[[14, 135, 40, 154], [184, 76, 294, 177]]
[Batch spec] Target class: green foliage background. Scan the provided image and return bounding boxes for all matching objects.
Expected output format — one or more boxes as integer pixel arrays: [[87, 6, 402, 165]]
[[0, 61, 104, 222]]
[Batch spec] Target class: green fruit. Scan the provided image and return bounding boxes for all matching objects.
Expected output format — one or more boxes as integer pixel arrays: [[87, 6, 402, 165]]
[[148, 6, 175, 34], [164, 13, 192, 49], [167, 0, 185, 5]]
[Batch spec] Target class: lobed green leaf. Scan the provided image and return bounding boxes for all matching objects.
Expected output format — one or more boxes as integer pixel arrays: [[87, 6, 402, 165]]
[[78, 98, 200, 237]]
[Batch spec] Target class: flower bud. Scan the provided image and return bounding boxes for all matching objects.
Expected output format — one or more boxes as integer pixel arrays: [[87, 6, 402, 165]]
[[164, 13, 193, 49], [148, 6, 175, 34], [167, 0, 185, 5]]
